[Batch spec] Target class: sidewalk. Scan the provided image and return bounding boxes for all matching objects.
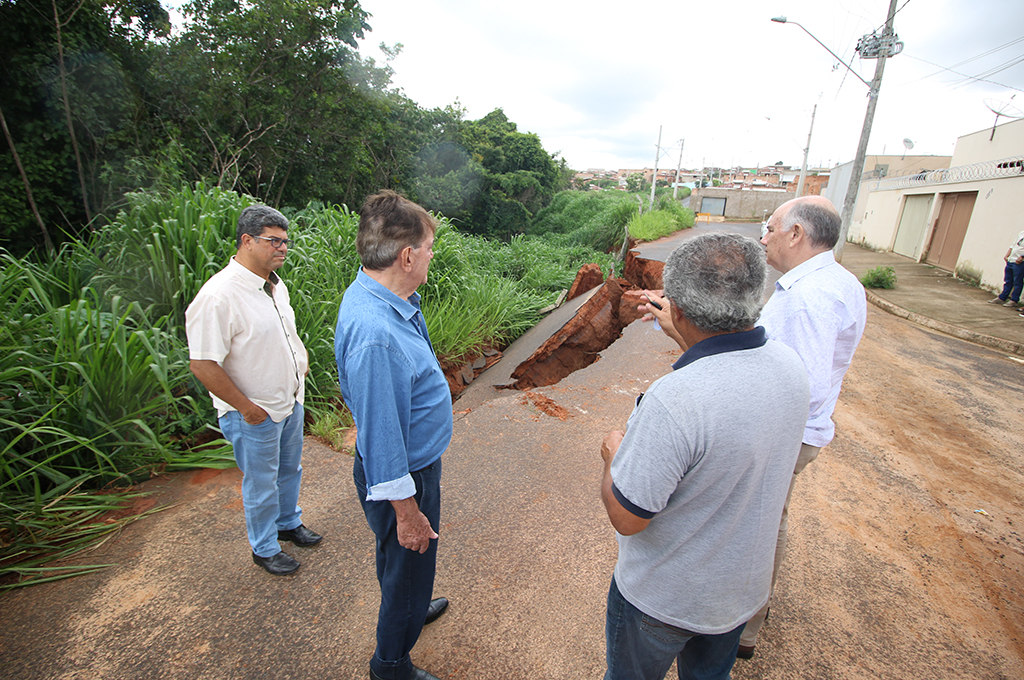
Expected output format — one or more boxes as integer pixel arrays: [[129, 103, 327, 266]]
[[839, 244, 1024, 357]]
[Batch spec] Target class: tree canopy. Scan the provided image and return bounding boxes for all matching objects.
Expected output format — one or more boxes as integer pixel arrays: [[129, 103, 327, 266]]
[[0, 0, 571, 255]]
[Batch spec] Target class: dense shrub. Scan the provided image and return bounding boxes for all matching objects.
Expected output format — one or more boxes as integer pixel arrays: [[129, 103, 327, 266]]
[[529, 191, 638, 252]]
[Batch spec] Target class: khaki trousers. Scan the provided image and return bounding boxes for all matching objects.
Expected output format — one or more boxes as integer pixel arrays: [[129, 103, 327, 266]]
[[740, 443, 821, 647]]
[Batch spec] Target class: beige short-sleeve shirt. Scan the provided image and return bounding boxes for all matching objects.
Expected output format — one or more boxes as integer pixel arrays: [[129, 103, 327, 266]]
[[186, 257, 308, 421]]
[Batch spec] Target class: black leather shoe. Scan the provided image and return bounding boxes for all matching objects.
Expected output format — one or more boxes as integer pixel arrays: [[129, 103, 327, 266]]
[[278, 524, 323, 547], [369, 666, 440, 680], [411, 668, 440, 680], [424, 597, 449, 625], [252, 551, 299, 575], [737, 644, 755, 659]]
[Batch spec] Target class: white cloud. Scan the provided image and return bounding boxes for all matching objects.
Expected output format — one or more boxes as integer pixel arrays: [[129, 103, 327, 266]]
[[360, 0, 1024, 170], [167, 0, 1024, 171]]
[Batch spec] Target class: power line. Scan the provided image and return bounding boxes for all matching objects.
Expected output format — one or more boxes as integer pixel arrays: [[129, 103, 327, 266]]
[[904, 54, 1024, 94]]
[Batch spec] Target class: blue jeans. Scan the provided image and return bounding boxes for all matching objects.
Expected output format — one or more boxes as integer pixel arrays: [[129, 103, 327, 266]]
[[354, 454, 441, 680], [605, 576, 744, 680], [219, 403, 304, 558], [999, 261, 1024, 302]]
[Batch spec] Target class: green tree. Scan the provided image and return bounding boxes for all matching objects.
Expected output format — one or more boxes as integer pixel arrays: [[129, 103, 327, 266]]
[[0, 0, 169, 254], [407, 108, 570, 240], [626, 172, 644, 193], [149, 0, 380, 209]]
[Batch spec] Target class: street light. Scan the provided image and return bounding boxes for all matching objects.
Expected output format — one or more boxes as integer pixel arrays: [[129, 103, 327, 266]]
[[772, 1, 901, 261], [771, 17, 871, 89]]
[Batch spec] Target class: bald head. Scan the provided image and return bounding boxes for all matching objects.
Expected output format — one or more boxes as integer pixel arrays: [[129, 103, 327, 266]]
[[776, 196, 841, 250], [762, 196, 841, 273]]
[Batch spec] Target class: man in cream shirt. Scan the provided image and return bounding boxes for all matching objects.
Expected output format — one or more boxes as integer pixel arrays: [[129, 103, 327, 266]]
[[186, 205, 322, 576]]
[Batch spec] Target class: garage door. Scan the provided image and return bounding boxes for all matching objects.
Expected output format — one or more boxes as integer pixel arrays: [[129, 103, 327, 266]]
[[700, 197, 726, 216]]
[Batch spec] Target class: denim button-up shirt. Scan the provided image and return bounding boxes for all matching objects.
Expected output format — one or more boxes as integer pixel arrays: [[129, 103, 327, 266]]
[[334, 269, 453, 501]]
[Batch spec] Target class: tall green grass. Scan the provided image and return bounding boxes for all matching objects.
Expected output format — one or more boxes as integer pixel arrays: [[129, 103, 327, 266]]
[[1, 183, 614, 586], [628, 199, 696, 241], [529, 190, 638, 252], [530, 189, 694, 251]]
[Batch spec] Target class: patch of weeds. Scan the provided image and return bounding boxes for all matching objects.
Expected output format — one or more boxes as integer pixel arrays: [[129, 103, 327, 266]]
[[860, 266, 897, 289], [309, 406, 355, 454], [955, 262, 982, 287]]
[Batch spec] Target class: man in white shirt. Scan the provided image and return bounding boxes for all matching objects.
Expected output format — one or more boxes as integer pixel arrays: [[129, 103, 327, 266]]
[[738, 195, 867, 657], [186, 205, 321, 576], [987, 229, 1024, 308]]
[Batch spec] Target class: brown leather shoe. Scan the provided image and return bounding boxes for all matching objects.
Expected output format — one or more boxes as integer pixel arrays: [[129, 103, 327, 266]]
[[737, 644, 755, 660]]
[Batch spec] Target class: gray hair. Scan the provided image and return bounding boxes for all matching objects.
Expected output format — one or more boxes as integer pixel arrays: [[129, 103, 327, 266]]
[[236, 205, 289, 247], [357, 190, 436, 270], [780, 200, 840, 249], [663, 233, 767, 333]]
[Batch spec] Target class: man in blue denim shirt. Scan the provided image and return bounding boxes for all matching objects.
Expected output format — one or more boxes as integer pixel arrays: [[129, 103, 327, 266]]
[[334, 191, 453, 680]]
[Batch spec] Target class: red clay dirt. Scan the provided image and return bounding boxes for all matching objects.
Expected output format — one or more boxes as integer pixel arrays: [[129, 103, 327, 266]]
[[442, 257, 665, 397], [509, 277, 627, 389], [567, 263, 606, 301], [623, 249, 665, 290]]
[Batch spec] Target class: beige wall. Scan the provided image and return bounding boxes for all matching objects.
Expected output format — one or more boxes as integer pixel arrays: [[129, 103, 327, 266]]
[[848, 187, 908, 250], [950, 118, 1024, 165], [689, 188, 791, 220], [849, 117, 1024, 291], [956, 176, 1024, 288], [833, 154, 951, 233], [850, 176, 1024, 290]]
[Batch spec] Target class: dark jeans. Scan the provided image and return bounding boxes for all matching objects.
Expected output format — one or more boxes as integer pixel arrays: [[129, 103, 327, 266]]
[[999, 261, 1024, 302], [605, 576, 744, 680], [354, 454, 441, 680]]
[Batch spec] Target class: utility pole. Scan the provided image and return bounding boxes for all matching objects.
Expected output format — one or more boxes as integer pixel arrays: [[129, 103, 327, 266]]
[[795, 104, 817, 197], [649, 125, 662, 211], [673, 139, 685, 199], [835, 0, 900, 261]]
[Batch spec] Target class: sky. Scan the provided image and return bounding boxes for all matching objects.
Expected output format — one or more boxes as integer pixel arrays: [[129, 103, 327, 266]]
[[355, 0, 1024, 172], [167, 0, 1024, 172]]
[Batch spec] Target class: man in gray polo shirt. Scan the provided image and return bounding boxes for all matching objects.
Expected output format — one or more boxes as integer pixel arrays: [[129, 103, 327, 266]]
[[599, 233, 809, 680]]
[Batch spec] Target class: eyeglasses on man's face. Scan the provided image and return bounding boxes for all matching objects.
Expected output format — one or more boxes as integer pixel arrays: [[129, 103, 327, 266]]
[[254, 235, 293, 249]]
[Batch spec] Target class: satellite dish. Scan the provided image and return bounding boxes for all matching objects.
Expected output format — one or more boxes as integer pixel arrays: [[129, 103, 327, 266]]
[[984, 98, 1024, 140], [901, 138, 914, 160]]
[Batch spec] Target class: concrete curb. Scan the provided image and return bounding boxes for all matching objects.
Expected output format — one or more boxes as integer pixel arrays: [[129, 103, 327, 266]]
[[866, 290, 1024, 358]]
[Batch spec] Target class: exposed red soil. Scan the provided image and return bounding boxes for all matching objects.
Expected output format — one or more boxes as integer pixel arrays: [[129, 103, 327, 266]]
[[623, 249, 665, 290], [567, 263, 606, 301], [441, 254, 664, 395], [518, 390, 572, 421]]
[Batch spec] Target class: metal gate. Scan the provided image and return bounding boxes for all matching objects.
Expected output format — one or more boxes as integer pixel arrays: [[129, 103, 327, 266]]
[[893, 194, 933, 260], [924, 191, 976, 271], [699, 196, 726, 216]]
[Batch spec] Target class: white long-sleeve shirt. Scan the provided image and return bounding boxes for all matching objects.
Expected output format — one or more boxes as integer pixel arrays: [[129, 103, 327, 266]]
[[759, 250, 867, 447]]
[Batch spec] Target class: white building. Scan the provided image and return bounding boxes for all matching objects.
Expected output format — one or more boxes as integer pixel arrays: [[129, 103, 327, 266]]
[[848, 118, 1024, 290]]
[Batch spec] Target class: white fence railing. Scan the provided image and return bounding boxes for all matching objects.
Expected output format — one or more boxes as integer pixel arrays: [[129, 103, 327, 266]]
[[871, 155, 1024, 191]]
